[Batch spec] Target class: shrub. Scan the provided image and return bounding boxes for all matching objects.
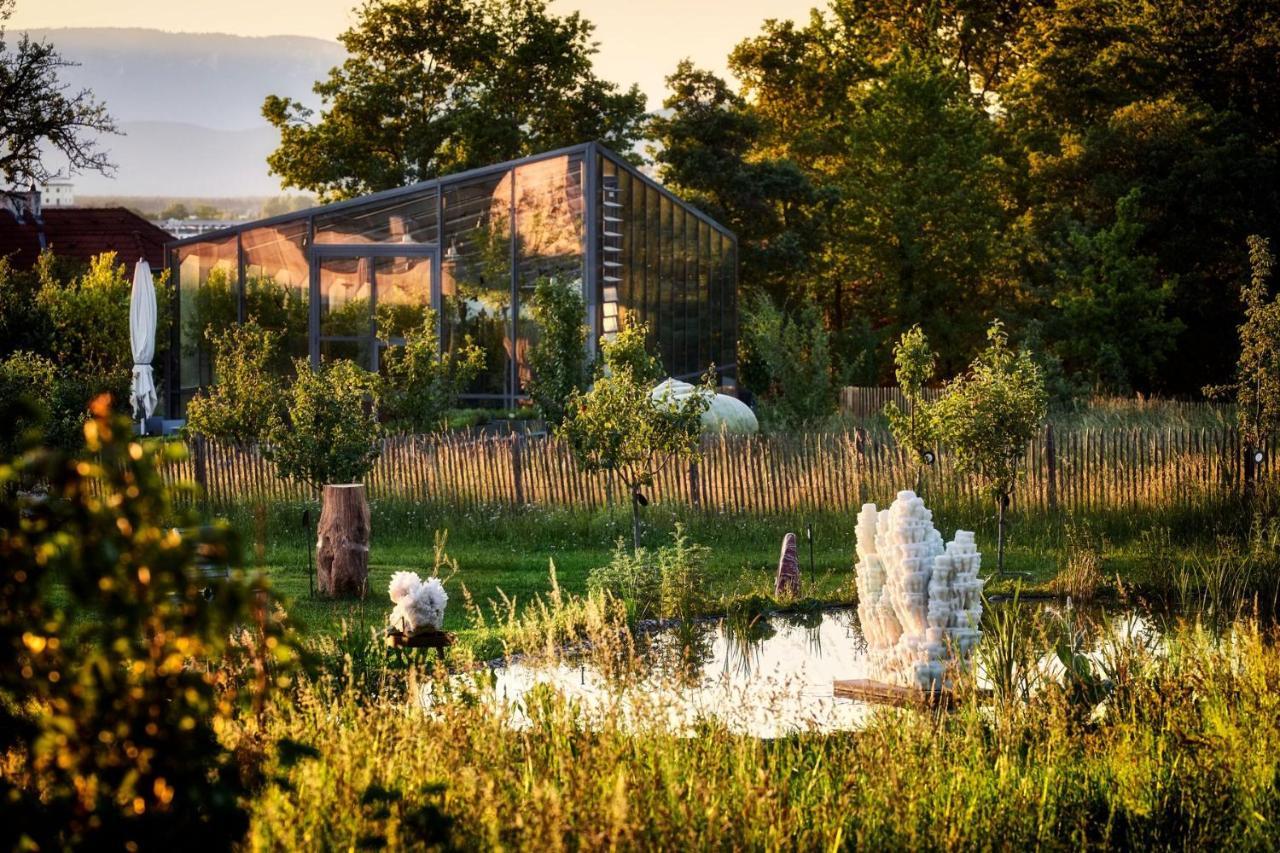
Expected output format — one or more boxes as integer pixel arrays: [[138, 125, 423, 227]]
[[883, 324, 939, 490], [587, 525, 710, 621], [268, 358, 382, 488], [184, 322, 283, 445], [739, 294, 836, 428], [525, 276, 588, 426], [0, 350, 55, 454], [0, 396, 296, 850], [597, 320, 664, 385], [381, 309, 485, 433]]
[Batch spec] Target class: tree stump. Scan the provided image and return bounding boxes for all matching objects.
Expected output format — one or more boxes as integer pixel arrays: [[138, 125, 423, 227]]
[[316, 484, 370, 597]]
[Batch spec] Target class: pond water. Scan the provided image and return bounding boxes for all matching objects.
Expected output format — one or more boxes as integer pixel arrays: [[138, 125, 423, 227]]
[[425, 603, 1164, 738]]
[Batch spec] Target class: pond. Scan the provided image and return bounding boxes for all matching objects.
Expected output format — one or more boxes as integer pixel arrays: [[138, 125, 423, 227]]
[[425, 602, 1165, 737]]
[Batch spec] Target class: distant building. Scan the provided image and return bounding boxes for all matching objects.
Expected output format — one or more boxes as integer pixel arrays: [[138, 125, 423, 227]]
[[157, 217, 245, 239], [40, 180, 75, 207], [0, 186, 172, 270]]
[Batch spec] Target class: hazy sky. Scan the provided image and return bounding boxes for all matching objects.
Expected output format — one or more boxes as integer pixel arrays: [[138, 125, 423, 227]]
[[9, 0, 820, 104]]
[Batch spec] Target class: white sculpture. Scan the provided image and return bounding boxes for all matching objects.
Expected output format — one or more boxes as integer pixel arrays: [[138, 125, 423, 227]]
[[651, 377, 759, 434], [854, 490, 983, 691], [388, 571, 448, 634]]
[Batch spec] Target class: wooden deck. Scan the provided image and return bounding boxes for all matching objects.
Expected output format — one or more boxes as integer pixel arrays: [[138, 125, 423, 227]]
[[833, 678, 990, 710]]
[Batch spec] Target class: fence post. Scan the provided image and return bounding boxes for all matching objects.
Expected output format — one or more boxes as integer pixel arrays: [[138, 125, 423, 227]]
[[510, 433, 525, 506], [1045, 423, 1057, 513], [689, 459, 701, 510], [192, 434, 208, 503]]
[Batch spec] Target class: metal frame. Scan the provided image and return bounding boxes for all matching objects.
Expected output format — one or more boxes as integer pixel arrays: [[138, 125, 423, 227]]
[[164, 141, 738, 414]]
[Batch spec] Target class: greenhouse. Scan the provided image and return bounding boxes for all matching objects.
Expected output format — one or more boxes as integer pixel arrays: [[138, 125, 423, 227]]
[[165, 142, 739, 414]]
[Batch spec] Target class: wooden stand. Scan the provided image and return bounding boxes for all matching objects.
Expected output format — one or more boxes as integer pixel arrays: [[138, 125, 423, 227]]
[[316, 483, 370, 597], [833, 678, 990, 710], [385, 627, 456, 650]]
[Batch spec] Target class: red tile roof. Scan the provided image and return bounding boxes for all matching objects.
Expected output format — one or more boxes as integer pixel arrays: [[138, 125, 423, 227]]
[[0, 207, 173, 270]]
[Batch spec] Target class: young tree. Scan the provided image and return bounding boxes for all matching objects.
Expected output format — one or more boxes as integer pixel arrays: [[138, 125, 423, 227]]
[[0, 0, 118, 184], [268, 358, 383, 490], [1206, 236, 1280, 498], [524, 276, 588, 427], [931, 321, 1047, 576], [381, 309, 484, 433], [184, 322, 283, 445], [263, 0, 647, 200], [883, 324, 938, 494], [560, 323, 710, 550]]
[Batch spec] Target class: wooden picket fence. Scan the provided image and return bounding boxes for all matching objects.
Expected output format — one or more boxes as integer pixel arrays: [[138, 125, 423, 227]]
[[163, 425, 1271, 515]]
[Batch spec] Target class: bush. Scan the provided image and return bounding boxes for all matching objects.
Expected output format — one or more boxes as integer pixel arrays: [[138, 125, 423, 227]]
[[587, 525, 710, 621], [525, 276, 588, 426], [0, 396, 296, 850], [739, 294, 836, 428], [381, 309, 485, 433], [184, 322, 284, 444], [268, 358, 383, 488], [0, 351, 55, 454]]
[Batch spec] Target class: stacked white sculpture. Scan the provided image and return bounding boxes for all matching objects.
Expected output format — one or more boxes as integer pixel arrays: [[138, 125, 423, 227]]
[[854, 490, 983, 691]]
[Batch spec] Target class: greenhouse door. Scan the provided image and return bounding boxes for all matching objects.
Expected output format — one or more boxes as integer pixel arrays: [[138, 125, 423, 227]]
[[310, 244, 438, 372]]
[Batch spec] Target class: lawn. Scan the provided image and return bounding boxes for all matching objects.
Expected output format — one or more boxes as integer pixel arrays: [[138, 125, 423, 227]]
[[211, 497, 1245, 645]]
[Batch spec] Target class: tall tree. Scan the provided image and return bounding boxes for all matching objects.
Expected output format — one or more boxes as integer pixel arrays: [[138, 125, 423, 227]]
[[264, 0, 648, 200], [649, 62, 827, 306], [1001, 0, 1280, 394], [0, 0, 118, 185]]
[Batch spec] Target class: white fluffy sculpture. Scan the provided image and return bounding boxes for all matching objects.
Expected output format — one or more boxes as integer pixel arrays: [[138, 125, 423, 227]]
[[651, 378, 759, 435], [854, 490, 983, 691], [388, 571, 449, 634]]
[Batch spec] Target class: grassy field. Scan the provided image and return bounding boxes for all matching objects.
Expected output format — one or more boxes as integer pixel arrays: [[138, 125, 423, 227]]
[[208, 496, 1255, 647]]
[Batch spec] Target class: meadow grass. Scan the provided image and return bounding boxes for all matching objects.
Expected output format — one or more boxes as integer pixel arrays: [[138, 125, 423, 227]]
[[240, 610, 1280, 850]]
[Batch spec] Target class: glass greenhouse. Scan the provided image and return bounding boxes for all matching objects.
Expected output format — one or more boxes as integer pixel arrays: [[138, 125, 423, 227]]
[[166, 142, 738, 414]]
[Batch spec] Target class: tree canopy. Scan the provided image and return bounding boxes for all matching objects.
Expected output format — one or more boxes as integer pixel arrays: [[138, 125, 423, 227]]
[[0, 0, 118, 185], [264, 0, 647, 200]]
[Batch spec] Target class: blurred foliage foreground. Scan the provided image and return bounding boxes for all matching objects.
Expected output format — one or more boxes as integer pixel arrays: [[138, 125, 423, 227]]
[[4, 396, 1280, 850]]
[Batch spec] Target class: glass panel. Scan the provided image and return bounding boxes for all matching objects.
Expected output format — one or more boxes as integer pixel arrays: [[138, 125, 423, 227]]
[[602, 161, 630, 337], [631, 170, 648, 335], [177, 235, 238, 390], [698, 221, 712, 375], [375, 254, 434, 340], [441, 171, 513, 398], [319, 256, 372, 338], [709, 230, 725, 374], [242, 220, 310, 371], [515, 153, 585, 392], [314, 189, 439, 245], [646, 185, 662, 360], [319, 337, 373, 368]]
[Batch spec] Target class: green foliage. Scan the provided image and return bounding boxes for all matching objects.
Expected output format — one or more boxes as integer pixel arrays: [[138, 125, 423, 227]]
[[0, 251, 165, 446], [932, 322, 1047, 573], [0, 350, 55, 455], [561, 324, 710, 547], [381, 309, 485, 433], [883, 325, 938, 467], [1207, 236, 1280, 452], [597, 321, 663, 385], [739, 294, 836, 429], [0, 397, 297, 850], [524, 276, 588, 426], [268, 359, 383, 488], [184, 322, 284, 445], [1045, 191, 1183, 393], [649, 61, 825, 303], [263, 0, 647, 200], [932, 321, 1048, 503], [586, 525, 710, 621]]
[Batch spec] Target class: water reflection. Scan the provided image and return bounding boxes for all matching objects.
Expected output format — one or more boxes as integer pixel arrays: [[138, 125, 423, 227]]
[[427, 604, 1170, 738]]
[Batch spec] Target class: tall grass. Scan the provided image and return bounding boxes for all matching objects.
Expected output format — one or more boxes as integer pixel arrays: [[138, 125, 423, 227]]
[[244, 613, 1280, 849]]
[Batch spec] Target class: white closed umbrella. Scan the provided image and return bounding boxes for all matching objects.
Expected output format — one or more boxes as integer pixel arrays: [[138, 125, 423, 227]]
[[129, 259, 158, 431]]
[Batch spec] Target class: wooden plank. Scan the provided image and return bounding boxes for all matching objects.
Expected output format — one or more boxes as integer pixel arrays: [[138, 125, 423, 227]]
[[832, 678, 990, 710]]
